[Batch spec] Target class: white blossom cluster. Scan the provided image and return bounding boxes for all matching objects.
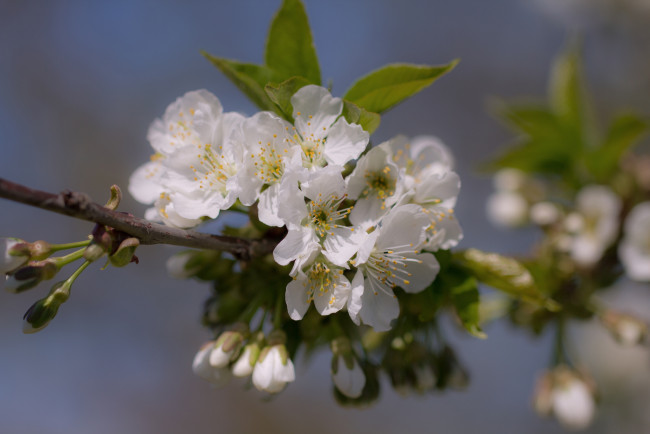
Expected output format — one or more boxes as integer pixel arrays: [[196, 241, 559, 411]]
[[130, 85, 463, 333], [486, 169, 650, 282]]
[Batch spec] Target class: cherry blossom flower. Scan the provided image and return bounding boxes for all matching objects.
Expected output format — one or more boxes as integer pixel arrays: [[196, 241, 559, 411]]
[[568, 185, 621, 267], [349, 205, 440, 331], [129, 90, 245, 227], [235, 111, 303, 226], [390, 135, 463, 250], [274, 166, 366, 274], [288, 85, 368, 169], [347, 142, 405, 227]]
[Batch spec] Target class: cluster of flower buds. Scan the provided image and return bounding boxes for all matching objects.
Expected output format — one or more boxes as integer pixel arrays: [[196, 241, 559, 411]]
[[130, 86, 463, 333], [192, 327, 295, 394], [2, 186, 141, 332]]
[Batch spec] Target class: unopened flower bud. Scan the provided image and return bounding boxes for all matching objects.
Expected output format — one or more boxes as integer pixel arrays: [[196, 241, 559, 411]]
[[600, 310, 647, 346], [1, 237, 29, 274], [108, 237, 140, 267], [209, 324, 248, 368], [22, 281, 70, 334], [192, 341, 231, 387], [533, 365, 596, 431], [5, 260, 58, 293], [232, 337, 262, 378], [83, 242, 107, 262], [333, 362, 380, 408], [252, 330, 295, 394], [330, 337, 365, 399]]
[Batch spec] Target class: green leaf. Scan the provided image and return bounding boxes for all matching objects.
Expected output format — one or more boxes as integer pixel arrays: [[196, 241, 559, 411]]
[[454, 249, 559, 311], [343, 61, 458, 114], [265, 76, 311, 120], [450, 276, 486, 339], [586, 113, 648, 180], [202, 53, 278, 111], [341, 100, 381, 134], [549, 43, 584, 126], [493, 103, 560, 139], [265, 0, 321, 85]]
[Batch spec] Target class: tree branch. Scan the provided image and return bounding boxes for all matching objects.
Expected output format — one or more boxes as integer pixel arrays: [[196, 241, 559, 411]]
[[0, 177, 277, 260]]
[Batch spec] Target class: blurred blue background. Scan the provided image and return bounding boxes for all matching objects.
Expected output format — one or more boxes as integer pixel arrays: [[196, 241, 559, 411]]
[[1, 1, 649, 432]]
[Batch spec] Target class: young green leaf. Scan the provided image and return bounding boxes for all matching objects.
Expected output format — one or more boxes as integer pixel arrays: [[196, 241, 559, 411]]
[[493, 103, 560, 139], [341, 100, 381, 134], [201, 52, 279, 111], [343, 61, 458, 114], [586, 113, 648, 180], [265, 0, 321, 85], [265, 76, 311, 120], [453, 249, 559, 311], [549, 42, 585, 128]]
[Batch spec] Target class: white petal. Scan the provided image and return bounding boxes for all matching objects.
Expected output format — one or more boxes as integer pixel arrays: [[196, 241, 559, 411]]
[[349, 197, 386, 228], [359, 278, 399, 331], [410, 135, 454, 173], [415, 171, 460, 209], [302, 166, 346, 201], [258, 184, 285, 227], [347, 271, 365, 325], [128, 161, 166, 204], [323, 119, 368, 166], [332, 357, 366, 398], [400, 253, 440, 293], [323, 227, 367, 267], [232, 347, 255, 378], [291, 85, 342, 139], [286, 274, 311, 320], [552, 380, 595, 430], [377, 204, 428, 249], [426, 213, 464, 250], [313, 272, 350, 316], [273, 227, 318, 266]]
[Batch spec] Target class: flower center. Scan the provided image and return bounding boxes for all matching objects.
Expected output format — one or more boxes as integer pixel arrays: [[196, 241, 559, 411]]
[[362, 166, 396, 205], [307, 193, 352, 238], [190, 144, 237, 193], [250, 139, 287, 184], [304, 262, 344, 304], [361, 244, 422, 294]]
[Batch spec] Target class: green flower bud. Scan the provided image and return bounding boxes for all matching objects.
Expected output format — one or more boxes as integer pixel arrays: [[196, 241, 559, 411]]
[[22, 281, 70, 334], [83, 242, 107, 262], [5, 260, 58, 293]]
